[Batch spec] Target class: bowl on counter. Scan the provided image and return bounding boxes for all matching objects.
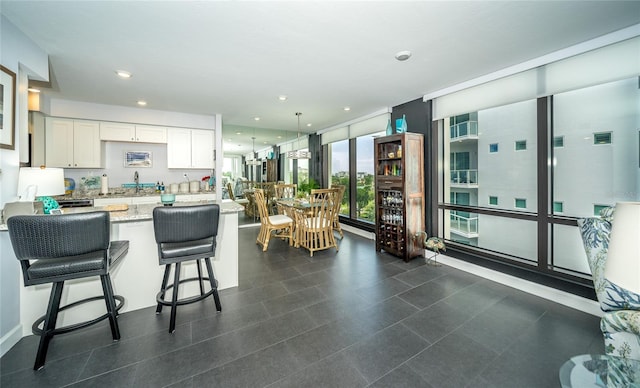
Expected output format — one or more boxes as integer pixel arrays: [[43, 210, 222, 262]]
[[160, 193, 176, 206]]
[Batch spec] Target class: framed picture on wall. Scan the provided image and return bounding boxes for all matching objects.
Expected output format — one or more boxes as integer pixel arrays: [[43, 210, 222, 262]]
[[124, 151, 152, 167], [0, 65, 16, 150]]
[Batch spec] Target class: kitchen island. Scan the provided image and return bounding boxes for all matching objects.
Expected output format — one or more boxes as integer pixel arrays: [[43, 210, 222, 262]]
[[2, 199, 243, 337]]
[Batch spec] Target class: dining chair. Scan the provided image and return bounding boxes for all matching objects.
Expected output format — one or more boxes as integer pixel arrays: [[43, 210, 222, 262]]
[[331, 184, 346, 239], [227, 182, 249, 211], [274, 183, 297, 216], [243, 190, 258, 219], [295, 188, 339, 257], [254, 189, 294, 251]]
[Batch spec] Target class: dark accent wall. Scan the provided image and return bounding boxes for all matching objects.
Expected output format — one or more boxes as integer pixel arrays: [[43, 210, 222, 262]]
[[392, 98, 434, 236], [308, 134, 323, 187]]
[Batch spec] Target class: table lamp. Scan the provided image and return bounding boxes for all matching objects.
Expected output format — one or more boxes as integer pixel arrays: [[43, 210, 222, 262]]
[[604, 202, 640, 295], [17, 166, 65, 214]]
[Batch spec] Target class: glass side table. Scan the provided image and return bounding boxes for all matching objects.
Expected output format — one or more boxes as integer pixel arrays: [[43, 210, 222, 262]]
[[559, 354, 640, 387]]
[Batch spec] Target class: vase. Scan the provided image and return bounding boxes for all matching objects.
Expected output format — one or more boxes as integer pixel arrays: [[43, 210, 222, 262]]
[[396, 114, 407, 133], [385, 119, 394, 136]]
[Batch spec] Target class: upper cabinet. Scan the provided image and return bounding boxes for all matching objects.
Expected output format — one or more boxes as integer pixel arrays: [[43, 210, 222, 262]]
[[100, 122, 167, 143], [167, 128, 214, 169], [45, 118, 103, 168]]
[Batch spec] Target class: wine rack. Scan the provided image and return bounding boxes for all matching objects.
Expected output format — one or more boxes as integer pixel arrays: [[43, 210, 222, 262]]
[[374, 133, 424, 262]]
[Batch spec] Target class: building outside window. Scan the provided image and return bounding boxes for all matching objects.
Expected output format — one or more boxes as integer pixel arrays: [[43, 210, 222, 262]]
[[553, 136, 564, 148], [515, 198, 527, 209], [593, 132, 612, 145], [489, 196, 498, 206], [515, 140, 527, 151], [489, 143, 499, 153]]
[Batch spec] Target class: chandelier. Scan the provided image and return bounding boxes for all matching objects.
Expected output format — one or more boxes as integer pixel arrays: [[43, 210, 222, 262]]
[[287, 112, 311, 159], [246, 136, 261, 166]]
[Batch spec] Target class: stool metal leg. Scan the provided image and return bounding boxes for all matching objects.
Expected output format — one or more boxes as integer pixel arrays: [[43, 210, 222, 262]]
[[204, 258, 222, 312], [100, 274, 121, 341], [169, 262, 181, 333], [157, 265, 171, 314], [196, 259, 205, 296], [34, 281, 64, 370]]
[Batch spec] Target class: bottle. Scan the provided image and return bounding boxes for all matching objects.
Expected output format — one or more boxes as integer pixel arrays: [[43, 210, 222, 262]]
[[156, 181, 160, 193], [160, 181, 165, 193], [385, 119, 393, 136], [397, 145, 402, 158]]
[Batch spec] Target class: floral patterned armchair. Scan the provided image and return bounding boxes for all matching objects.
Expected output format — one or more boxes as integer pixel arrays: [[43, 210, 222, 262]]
[[578, 207, 640, 360]]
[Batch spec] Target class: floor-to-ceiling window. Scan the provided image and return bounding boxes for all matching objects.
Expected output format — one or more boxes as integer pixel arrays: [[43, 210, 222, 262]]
[[355, 133, 382, 222], [434, 36, 639, 282], [330, 139, 350, 216]]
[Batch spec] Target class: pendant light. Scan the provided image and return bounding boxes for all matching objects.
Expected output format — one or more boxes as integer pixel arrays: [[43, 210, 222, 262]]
[[246, 136, 261, 166], [287, 112, 311, 159]]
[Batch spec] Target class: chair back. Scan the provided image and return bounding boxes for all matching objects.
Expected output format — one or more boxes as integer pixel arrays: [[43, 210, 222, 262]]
[[241, 180, 256, 192], [331, 185, 346, 217], [275, 183, 297, 199], [253, 189, 270, 222], [227, 182, 236, 200], [153, 204, 220, 244], [308, 189, 336, 228], [8, 211, 110, 262]]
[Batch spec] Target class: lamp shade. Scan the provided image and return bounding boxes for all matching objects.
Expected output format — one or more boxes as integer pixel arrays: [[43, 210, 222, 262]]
[[17, 167, 65, 200], [604, 201, 640, 295]]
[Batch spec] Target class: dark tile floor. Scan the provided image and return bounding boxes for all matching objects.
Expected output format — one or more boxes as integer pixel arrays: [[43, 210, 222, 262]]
[[1, 221, 604, 387]]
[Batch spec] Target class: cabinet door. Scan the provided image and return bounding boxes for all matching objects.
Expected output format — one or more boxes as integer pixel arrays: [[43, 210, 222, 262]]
[[73, 120, 102, 168], [191, 129, 214, 169], [100, 122, 135, 142], [45, 118, 74, 167], [135, 125, 167, 143], [167, 128, 192, 168]]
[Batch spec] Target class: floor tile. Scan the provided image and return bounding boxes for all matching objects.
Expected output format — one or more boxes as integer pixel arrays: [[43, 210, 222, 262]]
[[269, 352, 367, 388]]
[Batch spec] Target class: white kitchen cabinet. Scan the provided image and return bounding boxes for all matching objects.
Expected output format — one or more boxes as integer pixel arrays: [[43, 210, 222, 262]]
[[100, 122, 167, 143], [167, 128, 214, 169], [46, 118, 103, 168]]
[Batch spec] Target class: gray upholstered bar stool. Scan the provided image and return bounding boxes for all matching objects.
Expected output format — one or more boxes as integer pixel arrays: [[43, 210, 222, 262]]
[[152, 204, 222, 333], [7, 211, 129, 370]]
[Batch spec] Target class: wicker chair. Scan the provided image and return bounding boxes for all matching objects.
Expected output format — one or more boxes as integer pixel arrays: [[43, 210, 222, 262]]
[[254, 189, 294, 251], [274, 183, 297, 216], [331, 185, 346, 239], [227, 182, 249, 210], [295, 188, 339, 257]]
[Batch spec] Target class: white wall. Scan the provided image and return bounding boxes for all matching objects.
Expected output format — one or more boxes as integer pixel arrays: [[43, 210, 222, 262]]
[[0, 15, 49, 356]]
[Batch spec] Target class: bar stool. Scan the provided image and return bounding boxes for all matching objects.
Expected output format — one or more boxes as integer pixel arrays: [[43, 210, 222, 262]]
[[7, 211, 128, 370], [152, 204, 222, 333]]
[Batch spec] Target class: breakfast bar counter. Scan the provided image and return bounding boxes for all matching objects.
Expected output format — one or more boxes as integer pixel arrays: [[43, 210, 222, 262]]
[[3, 200, 243, 336]]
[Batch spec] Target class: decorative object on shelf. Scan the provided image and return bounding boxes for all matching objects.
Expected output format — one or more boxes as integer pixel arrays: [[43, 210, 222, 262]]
[[17, 166, 65, 214], [395, 114, 407, 134], [415, 231, 446, 266], [64, 177, 76, 195], [287, 112, 311, 159], [0, 65, 16, 150], [385, 118, 394, 136], [160, 193, 175, 206]]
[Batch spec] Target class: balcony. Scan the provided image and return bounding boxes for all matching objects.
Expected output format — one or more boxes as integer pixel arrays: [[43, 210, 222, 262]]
[[450, 169, 478, 188], [449, 212, 479, 238], [450, 120, 478, 141]]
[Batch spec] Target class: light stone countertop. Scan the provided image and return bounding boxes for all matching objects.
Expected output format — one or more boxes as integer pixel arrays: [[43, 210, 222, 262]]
[[0, 199, 243, 230]]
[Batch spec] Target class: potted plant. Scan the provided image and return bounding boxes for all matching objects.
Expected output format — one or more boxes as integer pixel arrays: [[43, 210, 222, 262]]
[[297, 178, 319, 199]]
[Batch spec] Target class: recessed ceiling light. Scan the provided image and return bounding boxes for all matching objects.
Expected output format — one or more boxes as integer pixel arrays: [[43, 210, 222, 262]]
[[343, 107, 351, 111], [254, 117, 260, 121], [116, 70, 132, 78], [277, 136, 282, 139], [395, 50, 412, 61], [236, 132, 242, 135], [278, 95, 287, 101], [28, 88, 41, 93], [137, 100, 147, 106], [306, 123, 312, 127]]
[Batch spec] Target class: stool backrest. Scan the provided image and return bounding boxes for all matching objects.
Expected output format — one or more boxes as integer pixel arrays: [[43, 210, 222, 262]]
[[153, 204, 220, 244], [8, 211, 110, 261]]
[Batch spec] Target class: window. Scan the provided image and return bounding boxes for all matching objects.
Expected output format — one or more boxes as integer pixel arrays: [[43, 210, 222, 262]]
[[489, 196, 498, 206], [330, 139, 350, 216], [489, 143, 499, 153], [553, 201, 564, 214], [594, 204, 612, 216], [553, 136, 564, 148], [515, 198, 527, 209], [356, 133, 383, 222], [593, 132, 612, 145], [515, 140, 527, 151]]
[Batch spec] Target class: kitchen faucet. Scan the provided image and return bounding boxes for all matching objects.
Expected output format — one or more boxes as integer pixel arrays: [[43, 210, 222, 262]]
[[134, 171, 140, 193]]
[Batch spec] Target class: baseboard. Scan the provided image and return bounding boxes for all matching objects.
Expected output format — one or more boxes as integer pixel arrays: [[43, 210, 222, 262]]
[[435, 254, 602, 317], [0, 324, 23, 358], [342, 224, 375, 240]]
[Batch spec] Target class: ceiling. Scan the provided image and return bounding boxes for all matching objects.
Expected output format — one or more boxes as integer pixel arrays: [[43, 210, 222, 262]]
[[2, 1, 639, 155]]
